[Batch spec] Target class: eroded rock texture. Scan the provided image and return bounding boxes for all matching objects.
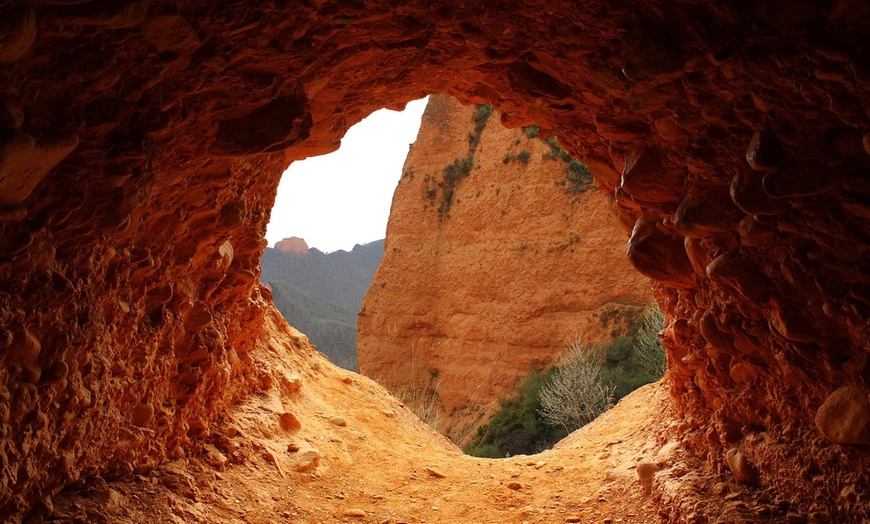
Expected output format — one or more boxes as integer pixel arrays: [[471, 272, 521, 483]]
[[0, 0, 868, 521], [357, 95, 652, 442]]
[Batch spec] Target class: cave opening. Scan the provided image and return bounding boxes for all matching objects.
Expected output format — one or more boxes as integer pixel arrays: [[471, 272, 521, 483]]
[[260, 93, 661, 460], [260, 98, 428, 371]]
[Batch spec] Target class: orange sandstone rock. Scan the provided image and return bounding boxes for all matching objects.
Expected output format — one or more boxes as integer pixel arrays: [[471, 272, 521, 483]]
[[357, 96, 653, 442]]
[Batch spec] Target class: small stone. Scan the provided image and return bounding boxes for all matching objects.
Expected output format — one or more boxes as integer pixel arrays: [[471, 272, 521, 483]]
[[329, 416, 347, 427], [534, 461, 546, 469], [287, 441, 300, 452], [279, 412, 302, 431], [342, 376, 354, 384], [815, 385, 870, 445], [425, 467, 446, 478], [8, 328, 40, 362], [131, 402, 154, 427], [507, 481, 522, 490], [565, 518, 582, 523], [19, 363, 41, 384], [724, 447, 758, 485], [294, 449, 319, 472], [40, 360, 68, 383], [627, 217, 695, 289], [745, 131, 783, 171], [380, 409, 395, 418], [636, 460, 661, 494], [603, 518, 614, 524], [342, 509, 367, 518], [620, 148, 683, 203]]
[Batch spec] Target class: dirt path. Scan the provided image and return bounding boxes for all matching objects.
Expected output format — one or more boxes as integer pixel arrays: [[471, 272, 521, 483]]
[[49, 312, 746, 523]]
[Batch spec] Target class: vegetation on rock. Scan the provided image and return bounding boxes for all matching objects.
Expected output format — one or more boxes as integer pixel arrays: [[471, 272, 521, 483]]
[[436, 104, 492, 218], [464, 305, 666, 457]]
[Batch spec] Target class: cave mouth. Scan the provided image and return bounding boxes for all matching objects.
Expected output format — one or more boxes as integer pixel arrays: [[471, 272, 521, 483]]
[[260, 100, 428, 371], [261, 94, 662, 459]]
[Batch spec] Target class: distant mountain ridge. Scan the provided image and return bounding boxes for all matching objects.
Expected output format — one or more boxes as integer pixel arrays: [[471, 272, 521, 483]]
[[260, 238, 385, 370]]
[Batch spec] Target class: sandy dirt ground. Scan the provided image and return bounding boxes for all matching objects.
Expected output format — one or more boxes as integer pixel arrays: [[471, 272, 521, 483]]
[[48, 312, 784, 524]]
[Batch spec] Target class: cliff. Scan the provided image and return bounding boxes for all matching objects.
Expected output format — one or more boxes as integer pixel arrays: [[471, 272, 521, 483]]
[[357, 95, 653, 442]]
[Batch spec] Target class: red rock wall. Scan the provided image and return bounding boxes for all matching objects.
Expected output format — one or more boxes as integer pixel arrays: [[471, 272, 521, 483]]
[[1, 0, 868, 521], [358, 95, 653, 442]]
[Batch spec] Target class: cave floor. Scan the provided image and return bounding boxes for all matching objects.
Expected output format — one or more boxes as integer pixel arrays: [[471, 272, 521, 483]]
[[49, 311, 780, 523]]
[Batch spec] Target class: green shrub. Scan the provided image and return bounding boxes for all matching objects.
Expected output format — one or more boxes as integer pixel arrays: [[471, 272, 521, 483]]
[[464, 371, 568, 458], [443, 156, 473, 182], [517, 150, 531, 164], [522, 124, 540, 138], [465, 305, 667, 457], [599, 305, 666, 400], [566, 159, 594, 193]]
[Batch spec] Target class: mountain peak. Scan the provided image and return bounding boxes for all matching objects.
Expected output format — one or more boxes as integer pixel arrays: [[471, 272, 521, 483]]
[[274, 236, 309, 255]]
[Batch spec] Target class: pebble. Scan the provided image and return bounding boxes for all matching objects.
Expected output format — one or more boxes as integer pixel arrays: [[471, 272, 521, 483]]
[[329, 416, 347, 427], [636, 460, 661, 494], [279, 412, 302, 431], [565, 518, 582, 523], [342, 376, 353, 384], [342, 508, 367, 518], [786, 513, 807, 524], [294, 449, 319, 472], [425, 467, 446, 478], [507, 481, 522, 490]]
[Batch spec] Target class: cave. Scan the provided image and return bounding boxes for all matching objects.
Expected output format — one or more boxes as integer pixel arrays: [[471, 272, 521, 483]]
[[1, 1, 868, 522]]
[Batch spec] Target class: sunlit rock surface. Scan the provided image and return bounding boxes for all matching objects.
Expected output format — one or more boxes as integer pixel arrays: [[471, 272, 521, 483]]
[[358, 95, 653, 442]]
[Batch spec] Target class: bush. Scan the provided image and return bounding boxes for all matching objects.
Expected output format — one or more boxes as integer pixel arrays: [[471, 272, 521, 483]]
[[464, 371, 567, 458], [539, 342, 615, 433], [517, 150, 531, 164], [393, 381, 444, 433], [465, 305, 666, 456], [634, 305, 666, 377], [566, 159, 594, 193], [522, 124, 540, 138], [443, 156, 473, 182], [599, 304, 666, 400]]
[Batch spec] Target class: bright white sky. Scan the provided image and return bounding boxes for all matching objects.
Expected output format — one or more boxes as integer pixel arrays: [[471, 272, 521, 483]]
[[266, 97, 429, 253]]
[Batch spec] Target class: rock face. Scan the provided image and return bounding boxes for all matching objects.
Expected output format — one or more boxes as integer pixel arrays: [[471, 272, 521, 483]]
[[357, 95, 653, 440], [273, 237, 309, 255], [0, 1, 868, 522]]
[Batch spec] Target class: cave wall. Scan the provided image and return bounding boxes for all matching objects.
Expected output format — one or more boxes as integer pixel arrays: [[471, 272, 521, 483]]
[[0, 0, 868, 520]]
